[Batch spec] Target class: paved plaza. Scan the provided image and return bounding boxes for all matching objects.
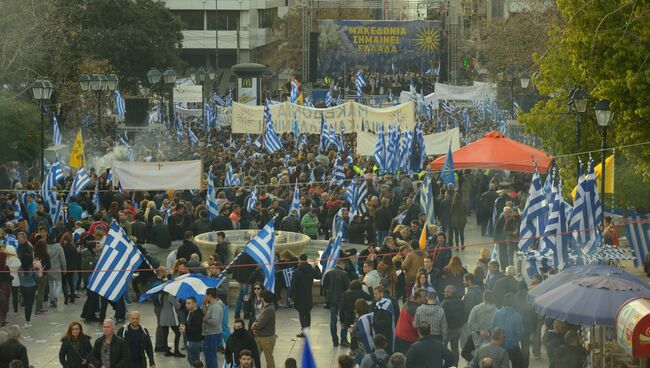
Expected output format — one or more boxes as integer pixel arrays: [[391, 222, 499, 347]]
[[5, 221, 633, 367]]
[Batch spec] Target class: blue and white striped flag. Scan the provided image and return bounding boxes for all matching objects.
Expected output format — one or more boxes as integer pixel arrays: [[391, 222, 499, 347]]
[[301, 329, 318, 368], [11, 197, 22, 222], [40, 161, 64, 212], [420, 175, 435, 225], [399, 130, 413, 173], [253, 135, 262, 149], [543, 166, 554, 204], [569, 161, 601, 256], [305, 97, 314, 108], [246, 134, 252, 146], [440, 141, 455, 185], [298, 133, 308, 148], [357, 313, 375, 356], [214, 92, 226, 106], [281, 267, 295, 288], [319, 114, 330, 151], [386, 126, 398, 174], [349, 177, 368, 218], [321, 230, 342, 275], [518, 164, 548, 251], [374, 124, 386, 174], [426, 103, 434, 121], [328, 125, 339, 151], [88, 220, 144, 301], [139, 273, 222, 305], [263, 121, 283, 153], [225, 164, 237, 187], [336, 93, 342, 106], [626, 209, 650, 268], [325, 90, 333, 107], [289, 180, 301, 216], [114, 90, 126, 117], [106, 169, 113, 186], [243, 219, 276, 291], [247, 187, 258, 213], [206, 169, 219, 220], [330, 155, 346, 187], [290, 79, 299, 104], [66, 168, 91, 203], [355, 71, 366, 96], [440, 100, 453, 114], [51, 198, 63, 224], [163, 206, 172, 224], [541, 182, 574, 270], [188, 127, 199, 146], [225, 89, 233, 107], [414, 123, 427, 171], [204, 102, 213, 127], [52, 115, 63, 146]]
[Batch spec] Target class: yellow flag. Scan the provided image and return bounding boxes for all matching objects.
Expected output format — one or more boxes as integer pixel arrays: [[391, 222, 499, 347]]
[[69, 130, 85, 169], [353, 165, 365, 175], [298, 92, 304, 105], [419, 225, 428, 250], [571, 155, 614, 199]]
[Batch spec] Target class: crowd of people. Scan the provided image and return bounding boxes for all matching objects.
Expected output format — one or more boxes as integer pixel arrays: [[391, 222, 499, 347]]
[[0, 101, 589, 368]]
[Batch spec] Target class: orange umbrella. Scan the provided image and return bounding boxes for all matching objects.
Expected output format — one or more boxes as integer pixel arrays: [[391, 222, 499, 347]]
[[430, 131, 551, 173]]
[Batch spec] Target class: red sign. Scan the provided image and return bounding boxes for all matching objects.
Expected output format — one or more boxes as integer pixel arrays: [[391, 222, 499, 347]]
[[617, 298, 650, 358]]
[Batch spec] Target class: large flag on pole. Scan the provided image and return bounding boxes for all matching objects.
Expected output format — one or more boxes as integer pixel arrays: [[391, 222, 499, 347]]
[[87, 221, 144, 301], [289, 180, 301, 217], [541, 182, 574, 270], [40, 161, 64, 212], [52, 115, 62, 146], [518, 164, 548, 251], [419, 175, 435, 225], [569, 161, 602, 255], [206, 169, 219, 220], [440, 141, 455, 185], [69, 130, 85, 169], [66, 168, 92, 203], [626, 209, 650, 268], [373, 124, 386, 174], [243, 219, 276, 291]]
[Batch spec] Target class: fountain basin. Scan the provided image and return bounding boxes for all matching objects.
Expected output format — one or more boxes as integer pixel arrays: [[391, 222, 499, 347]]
[[194, 230, 311, 263]]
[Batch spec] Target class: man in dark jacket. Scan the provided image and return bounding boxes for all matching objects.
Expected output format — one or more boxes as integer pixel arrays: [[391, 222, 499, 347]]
[[492, 266, 519, 308], [225, 319, 261, 368], [0, 325, 29, 368], [543, 320, 566, 366], [493, 206, 511, 271], [131, 213, 147, 245], [323, 259, 350, 347], [513, 281, 539, 368], [212, 206, 234, 231], [177, 231, 202, 262], [191, 210, 213, 236], [280, 209, 302, 233], [462, 273, 483, 322], [478, 184, 498, 236], [406, 321, 455, 368], [116, 311, 155, 368], [180, 296, 204, 365], [233, 252, 257, 319], [291, 254, 321, 337], [441, 285, 464, 364], [88, 319, 131, 368]]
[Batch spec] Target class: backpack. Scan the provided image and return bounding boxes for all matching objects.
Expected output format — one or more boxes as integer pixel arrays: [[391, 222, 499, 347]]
[[33, 258, 43, 278], [372, 307, 393, 341], [369, 352, 388, 368]]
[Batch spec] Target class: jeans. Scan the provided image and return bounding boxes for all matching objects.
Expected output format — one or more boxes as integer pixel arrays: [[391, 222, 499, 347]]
[[235, 283, 250, 318], [48, 278, 62, 304], [329, 303, 346, 344], [21, 286, 36, 322], [376, 230, 388, 246], [186, 340, 203, 366], [203, 333, 221, 368]]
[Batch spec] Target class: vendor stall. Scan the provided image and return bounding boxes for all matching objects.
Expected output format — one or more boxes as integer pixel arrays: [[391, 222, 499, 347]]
[[616, 297, 650, 367]]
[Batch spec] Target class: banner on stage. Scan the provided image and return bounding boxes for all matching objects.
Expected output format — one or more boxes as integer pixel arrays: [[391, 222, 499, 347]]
[[434, 82, 494, 101], [231, 101, 413, 134], [356, 128, 460, 157], [111, 160, 203, 190]]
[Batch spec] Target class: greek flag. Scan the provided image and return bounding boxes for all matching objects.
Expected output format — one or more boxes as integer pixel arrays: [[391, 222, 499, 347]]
[[336, 93, 342, 105], [625, 209, 650, 268], [244, 219, 276, 291], [522, 251, 546, 285], [247, 187, 258, 213], [66, 168, 91, 203], [349, 177, 368, 218], [289, 180, 301, 216], [305, 97, 315, 108], [139, 273, 222, 305], [330, 155, 346, 187], [114, 90, 126, 117], [12, 197, 22, 222], [281, 267, 296, 288], [357, 313, 375, 355], [263, 121, 283, 153], [355, 70, 366, 96], [440, 141, 455, 185], [204, 102, 213, 127], [426, 103, 434, 121], [253, 135, 262, 149], [325, 90, 333, 107], [106, 169, 113, 185], [543, 165, 554, 203], [40, 161, 64, 212], [206, 169, 219, 220], [298, 133, 308, 147], [498, 119, 507, 134], [301, 330, 318, 368], [88, 220, 144, 301], [290, 79, 299, 104], [518, 165, 548, 251], [93, 185, 101, 214], [321, 230, 342, 275], [339, 125, 346, 152], [188, 127, 199, 146], [175, 118, 184, 142], [52, 115, 62, 146], [225, 164, 237, 187], [163, 206, 172, 224], [214, 92, 226, 106], [225, 89, 233, 107], [440, 100, 453, 114], [51, 198, 63, 224], [385, 126, 398, 174], [569, 161, 602, 255], [399, 130, 413, 173], [374, 124, 386, 173], [319, 114, 330, 151], [463, 108, 471, 133], [414, 123, 427, 171], [420, 175, 435, 225], [328, 125, 339, 151], [246, 134, 251, 146], [541, 181, 574, 270]]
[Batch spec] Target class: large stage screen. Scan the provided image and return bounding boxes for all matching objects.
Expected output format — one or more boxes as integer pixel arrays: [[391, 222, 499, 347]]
[[318, 20, 442, 75]]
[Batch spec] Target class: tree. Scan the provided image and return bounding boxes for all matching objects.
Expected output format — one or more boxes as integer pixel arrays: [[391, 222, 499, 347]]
[[73, 0, 184, 93], [0, 91, 43, 162], [519, 0, 650, 208]]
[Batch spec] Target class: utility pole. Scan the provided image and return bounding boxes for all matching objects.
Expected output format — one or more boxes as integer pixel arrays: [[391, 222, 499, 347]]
[[215, 0, 219, 69], [301, 0, 310, 84], [237, 21, 241, 63]]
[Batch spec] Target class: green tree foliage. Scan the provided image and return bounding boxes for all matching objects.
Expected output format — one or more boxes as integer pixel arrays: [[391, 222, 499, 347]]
[[0, 92, 43, 162], [72, 0, 184, 93], [520, 0, 650, 209]]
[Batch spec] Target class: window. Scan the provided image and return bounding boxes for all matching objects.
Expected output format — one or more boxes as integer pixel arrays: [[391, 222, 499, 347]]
[[258, 8, 277, 29], [171, 10, 204, 30], [208, 11, 240, 30]]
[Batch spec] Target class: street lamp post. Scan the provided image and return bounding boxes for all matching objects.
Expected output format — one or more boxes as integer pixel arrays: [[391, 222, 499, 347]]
[[569, 86, 589, 177], [31, 79, 54, 183], [80, 73, 118, 127], [507, 68, 515, 119], [147, 68, 176, 124], [594, 99, 613, 228], [188, 66, 215, 124]]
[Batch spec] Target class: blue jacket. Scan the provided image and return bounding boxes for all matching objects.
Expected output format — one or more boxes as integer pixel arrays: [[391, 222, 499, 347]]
[[489, 307, 524, 350]]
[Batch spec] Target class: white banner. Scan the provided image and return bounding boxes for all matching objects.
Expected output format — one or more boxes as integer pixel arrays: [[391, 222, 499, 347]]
[[112, 160, 203, 190], [399, 91, 438, 109], [231, 101, 414, 134], [434, 81, 494, 101], [356, 128, 460, 157]]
